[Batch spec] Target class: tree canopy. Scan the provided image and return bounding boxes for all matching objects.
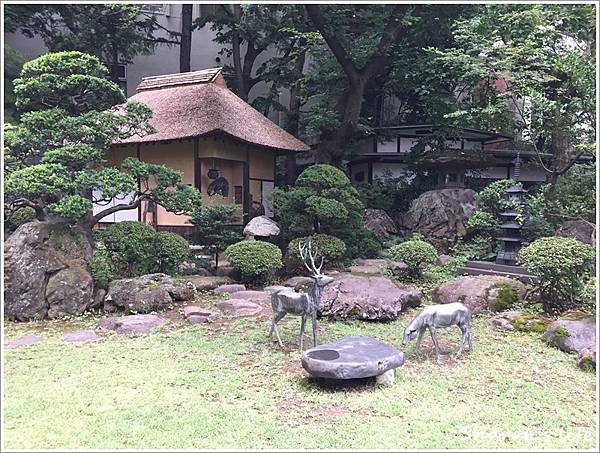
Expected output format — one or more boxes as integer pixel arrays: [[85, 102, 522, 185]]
[[4, 51, 200, 234]]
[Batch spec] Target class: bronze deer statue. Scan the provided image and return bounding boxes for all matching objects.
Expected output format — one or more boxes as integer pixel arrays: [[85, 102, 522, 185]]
[[269, 240, 333, 351]]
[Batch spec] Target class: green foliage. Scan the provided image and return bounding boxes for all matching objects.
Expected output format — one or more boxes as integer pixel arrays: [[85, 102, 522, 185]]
[[450, 235, 497, 261], [90, 244, 115, 290], [4, 44, 26, 123], [518, 237, 595, 314], [6, 4, 159, 82], [154, 232, 190, 275], [286, 234, 346, 273], [273, 164, 364, 238], [189, 199, 243, 267], [476, 179, 515, 214], [466, 210, 500, 236], [486, 283, 519, 312], [3, 206, 37, 234], [389, 239, 438, 280], [225, 240, 283, 283], [101, 221, 158, 278], [4, 51, 201, 227], [337, 227, 384, 260]]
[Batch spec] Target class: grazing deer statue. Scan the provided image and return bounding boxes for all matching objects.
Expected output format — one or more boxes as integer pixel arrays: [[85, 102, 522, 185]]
[[269, 241, 334, 351], [402, 302, 472, 362]]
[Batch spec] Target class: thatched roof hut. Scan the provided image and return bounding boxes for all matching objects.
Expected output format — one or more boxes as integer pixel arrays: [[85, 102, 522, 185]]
[[119, 67, 309, 152]]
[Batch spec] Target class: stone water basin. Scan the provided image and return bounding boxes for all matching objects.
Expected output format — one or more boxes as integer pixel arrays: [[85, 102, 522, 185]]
[[301, 336, 404, 384]]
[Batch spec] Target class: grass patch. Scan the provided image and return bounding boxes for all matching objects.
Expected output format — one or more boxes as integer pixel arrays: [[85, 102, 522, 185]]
[[3, 305, 597, 449]]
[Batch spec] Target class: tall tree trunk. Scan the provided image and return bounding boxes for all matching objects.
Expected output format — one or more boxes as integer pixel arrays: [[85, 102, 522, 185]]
[[109, 41, 120, 83], [231, 4, 247, 101], [285, 48, 307, 185], [179, 4, 193, 72], [546, 112, 572, 187]]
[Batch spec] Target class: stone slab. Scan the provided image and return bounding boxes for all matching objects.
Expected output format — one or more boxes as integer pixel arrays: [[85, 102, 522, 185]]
[[263, 285, 288, 294], [302, 336, 404, 380], [217, 299, 263, 316], [97, 314, 167, 334], [182, 305, 218, 324], [185, 275, 234, 291], [214, 284, 246, 294], [228, 290, 270, 302], [5, 335, 44, 349], [62, 330, 100, 344]]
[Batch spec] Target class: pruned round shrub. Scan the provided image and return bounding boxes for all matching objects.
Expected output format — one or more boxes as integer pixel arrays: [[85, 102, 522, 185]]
[[225, 240, 283, 283], [486, 282, 519, 312], [389, 239, 438, 280], [518, 237, 595, 314], [90, 244, 114, 289], [476, 179, 515, 213], [101, 221, 159, 277], [286, 234, 346, 273], [154, 231, 190, 274]]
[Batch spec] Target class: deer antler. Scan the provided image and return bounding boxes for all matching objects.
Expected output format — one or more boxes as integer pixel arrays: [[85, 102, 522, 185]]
[[299, 240, 323, 276]]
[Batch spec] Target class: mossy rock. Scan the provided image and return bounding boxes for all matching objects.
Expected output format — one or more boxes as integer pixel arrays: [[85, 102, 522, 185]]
[[485, 282, 519, 312], [514, 313, 552, 334]]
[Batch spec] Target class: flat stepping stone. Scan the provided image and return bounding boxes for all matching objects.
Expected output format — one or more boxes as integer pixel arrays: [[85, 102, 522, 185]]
[[228, 290, 270, 302], [182, 305, 218, 324], [62, 330, 100, 344], [283, 276, 313, 289], [185, 275, 233, 291], [263, 285, 288, 294], [97, 314, 167, 334], [217, 299, 263, 317], [302, 336, 404, 383], [214, 284, 246, 294], [348, 265, 383, 274], [4, 335, 44, 349]]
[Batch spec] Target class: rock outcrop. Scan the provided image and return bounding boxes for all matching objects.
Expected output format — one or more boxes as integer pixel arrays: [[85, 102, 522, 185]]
[[398, 188, 477, 250], [319, 273, 421, 321], [363, 208, 398, 238], [104, 273, 194, 314], [432, 275, 527, 315], [243, 215, 280, 238], [4, 221, 94, 321], [556, 220, 596, 247]]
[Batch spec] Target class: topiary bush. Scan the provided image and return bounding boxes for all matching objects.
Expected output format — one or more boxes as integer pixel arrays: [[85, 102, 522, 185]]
[[225, 240, 283, 283], [518, 236, 595, 315], [337, 226, 384, 260], [389, 239, 438, 280], [286, 234, 346, 274], [154, 231, 190, 274], [101, 221, 157, 277], [273, 164, 364, 238], [476, 179, 515, 213], [486, 282, 519, 312]]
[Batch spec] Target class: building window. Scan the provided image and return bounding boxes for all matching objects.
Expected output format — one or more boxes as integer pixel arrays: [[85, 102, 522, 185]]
[[354, 171, 365, 183], [234, 186, 243, 204], [115, 63, 127, 94], [141, 4, 166, 15]]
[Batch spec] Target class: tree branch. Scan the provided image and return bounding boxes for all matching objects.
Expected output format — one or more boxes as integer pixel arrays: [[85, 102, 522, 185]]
[[90, 192, 150, 224]]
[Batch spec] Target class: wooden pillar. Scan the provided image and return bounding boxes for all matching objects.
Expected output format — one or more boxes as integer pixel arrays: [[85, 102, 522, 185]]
[[194, 137, 201, 190], [243, 149, 250, 225]]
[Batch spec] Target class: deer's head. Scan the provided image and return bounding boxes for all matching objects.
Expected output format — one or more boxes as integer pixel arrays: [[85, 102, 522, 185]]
[[299, 240, 334, 288]]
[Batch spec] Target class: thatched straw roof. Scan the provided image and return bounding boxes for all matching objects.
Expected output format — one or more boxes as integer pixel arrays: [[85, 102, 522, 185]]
[[118, 68, 309, 152]]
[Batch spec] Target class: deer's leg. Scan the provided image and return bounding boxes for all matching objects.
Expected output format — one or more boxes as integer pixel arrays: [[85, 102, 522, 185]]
[[270, 311, 286, 348], [455, 324, 467, 358], [466, 324, 473, 350], [429, 326, 442, 363], [299, 314, 307, 351], [311, 310, 318, 348], [414, 328, 425, 355]]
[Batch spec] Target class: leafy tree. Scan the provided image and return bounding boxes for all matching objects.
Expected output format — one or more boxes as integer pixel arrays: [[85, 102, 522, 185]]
[[3, 51, 201, 241], [4, 4, 160, 83], [189, 199, 243, 269], [273, 164, 364, 239], [438, 4, 596, 185]]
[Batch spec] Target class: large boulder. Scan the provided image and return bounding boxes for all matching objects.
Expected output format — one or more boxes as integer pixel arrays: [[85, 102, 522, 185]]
[[243, 216, 280, 238], [432, 275, 527, 315], [104, 273, 194, 314], [363, 208, 398, 238], [543, 316, 596, 355], [4, 221, 94, 321], [556, 220, 596, 247], [398, 188, 477, 250], [319, 273, 421, 321]]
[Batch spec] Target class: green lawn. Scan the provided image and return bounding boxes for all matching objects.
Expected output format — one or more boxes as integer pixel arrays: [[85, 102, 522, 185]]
[[2, 300, 597, 450]]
